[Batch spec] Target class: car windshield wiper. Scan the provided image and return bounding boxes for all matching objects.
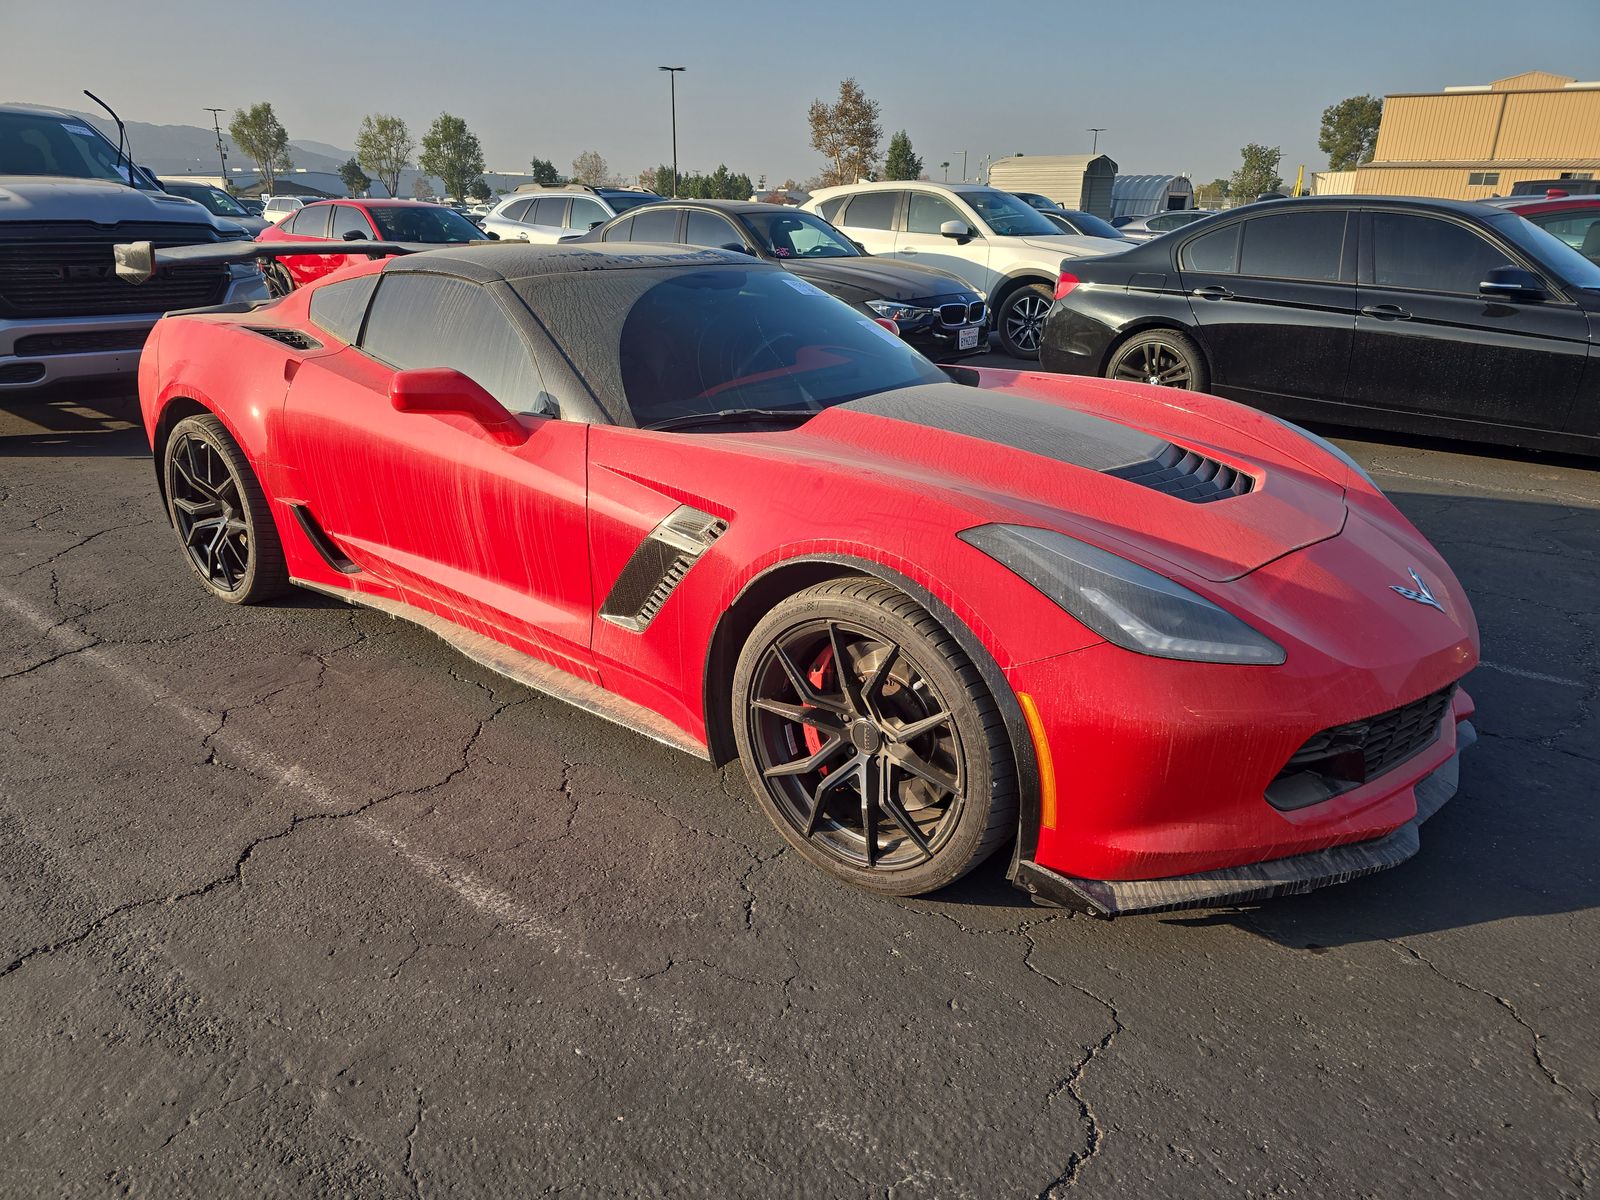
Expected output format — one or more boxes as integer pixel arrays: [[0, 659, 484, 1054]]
[[644, 407, 818, 432]]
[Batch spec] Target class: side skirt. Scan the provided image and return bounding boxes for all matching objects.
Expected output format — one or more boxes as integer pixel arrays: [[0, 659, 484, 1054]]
[[293, 578, 709, 760]]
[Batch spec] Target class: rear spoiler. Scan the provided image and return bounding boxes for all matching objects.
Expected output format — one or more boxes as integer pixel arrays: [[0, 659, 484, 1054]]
[[113, 239, 436, 285]]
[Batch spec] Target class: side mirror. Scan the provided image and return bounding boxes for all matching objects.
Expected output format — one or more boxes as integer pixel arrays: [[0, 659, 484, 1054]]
[[720, 242, 756, 256], [389, 368, 528, 446], [341, 228, 367, 241], [940, 219, 973, 242], [850, 239, 867, 254], [485, 231, 500, 240], [1480, 265, 1547, 303]]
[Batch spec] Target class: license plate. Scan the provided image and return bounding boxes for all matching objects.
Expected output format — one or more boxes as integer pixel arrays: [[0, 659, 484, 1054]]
[[958, 325, 979, 351]]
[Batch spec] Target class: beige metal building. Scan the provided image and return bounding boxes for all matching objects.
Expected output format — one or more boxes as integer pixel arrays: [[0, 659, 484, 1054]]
[[984, 155, 1118, 217], [1346, 71, 1600, 199]]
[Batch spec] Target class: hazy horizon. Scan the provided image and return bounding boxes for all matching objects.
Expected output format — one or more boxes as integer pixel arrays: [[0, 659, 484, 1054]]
[[7, 0, 1597, 188]]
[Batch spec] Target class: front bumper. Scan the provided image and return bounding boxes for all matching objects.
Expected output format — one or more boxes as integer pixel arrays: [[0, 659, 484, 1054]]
[[0, 273, 268, 392], [1016, 721, 1475, 916]]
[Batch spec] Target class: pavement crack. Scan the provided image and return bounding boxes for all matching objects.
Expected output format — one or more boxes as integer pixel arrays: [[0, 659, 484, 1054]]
[[404, 1089, 427, 1199]]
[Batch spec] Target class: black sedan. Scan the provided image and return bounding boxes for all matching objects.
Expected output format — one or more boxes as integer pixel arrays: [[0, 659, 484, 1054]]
[[575, 200, 988, 361], [1039, 196, 1600, 455]]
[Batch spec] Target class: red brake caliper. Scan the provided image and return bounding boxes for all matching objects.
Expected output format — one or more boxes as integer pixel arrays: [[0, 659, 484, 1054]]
[[803, 645, 835, 771]]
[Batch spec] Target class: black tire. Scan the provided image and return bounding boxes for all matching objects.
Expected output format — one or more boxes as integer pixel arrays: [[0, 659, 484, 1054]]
[[262, 260, 294, 298], [162, 414, 289, 605], [1105, 328, 1209, 392], [732, 578, 1016, 896], [995, 282, 1054, 359]]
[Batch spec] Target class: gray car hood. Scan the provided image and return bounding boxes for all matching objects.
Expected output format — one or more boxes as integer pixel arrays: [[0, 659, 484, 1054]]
[[0, 176, 239, 233]]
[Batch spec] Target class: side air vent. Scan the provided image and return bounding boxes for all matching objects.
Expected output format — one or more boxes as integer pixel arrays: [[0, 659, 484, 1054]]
[[246, 327, 321, 351], [1105, 442, 1254, 503], [600, 506, 728, 633]]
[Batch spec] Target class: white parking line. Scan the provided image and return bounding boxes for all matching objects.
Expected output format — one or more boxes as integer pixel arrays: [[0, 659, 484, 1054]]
[[0, 587, 946, 1188], [1478, 662, 1588, 689]]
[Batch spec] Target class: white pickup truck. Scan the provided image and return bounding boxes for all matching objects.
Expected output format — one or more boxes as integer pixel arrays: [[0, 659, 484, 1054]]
[[0, 103, 268, 395]]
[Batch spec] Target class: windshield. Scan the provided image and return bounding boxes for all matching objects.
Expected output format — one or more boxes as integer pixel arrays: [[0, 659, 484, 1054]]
[[743, 210, 859, 259], [1489, 212, 1600, 290], [368, 205, 483, 243], [604, 193, 662, 213], [166, 183, 248, 216], [0, 110, 158, 190], [516, 263, 944, 428], [962, 188, 1064, 237]]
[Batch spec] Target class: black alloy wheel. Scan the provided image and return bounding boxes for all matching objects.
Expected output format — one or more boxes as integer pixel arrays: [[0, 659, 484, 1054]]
[[263, 260, 294, 298], [162, 414, 288, 604], [997, 283, 1054, 358], [1106, 329, 1208, 391], [734, 579, 1015, 895]]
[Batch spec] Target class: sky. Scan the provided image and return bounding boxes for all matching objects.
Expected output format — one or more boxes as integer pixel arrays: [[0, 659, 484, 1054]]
[[5, 0, 1598, 187]]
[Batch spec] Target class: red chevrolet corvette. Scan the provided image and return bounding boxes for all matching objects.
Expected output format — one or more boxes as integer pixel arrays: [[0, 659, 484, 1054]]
[[115, 238, 1479, 914]]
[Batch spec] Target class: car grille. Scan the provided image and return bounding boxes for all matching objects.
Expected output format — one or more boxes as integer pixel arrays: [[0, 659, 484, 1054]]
[[936, 300, 986, 326], [1105, 442, 1254, 503], [1267, 685, 1456, 811], [0, 362, 47, 385], [0, 222, 227, 318], [13, 329, 151, 356]]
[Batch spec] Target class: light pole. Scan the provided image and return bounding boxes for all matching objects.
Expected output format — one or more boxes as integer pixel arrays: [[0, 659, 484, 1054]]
[[1087, 127, 1106, 155], [658, 66, 685, 197], [940, 161, 950, 182], [204, 107, 228, 189], [961, 150, 968, 181]]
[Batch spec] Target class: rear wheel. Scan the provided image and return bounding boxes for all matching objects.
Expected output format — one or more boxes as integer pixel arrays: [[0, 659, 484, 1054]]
[[262, 260, 294, 298], [733, 578, 1016, 896], [1105, 329, 1208, 392], [996, 282, 1054, 359], [162, 414, 288, 605]]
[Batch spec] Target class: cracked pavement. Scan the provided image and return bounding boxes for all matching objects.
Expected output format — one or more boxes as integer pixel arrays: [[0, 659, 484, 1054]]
[[2, 390, 1598, 1198]]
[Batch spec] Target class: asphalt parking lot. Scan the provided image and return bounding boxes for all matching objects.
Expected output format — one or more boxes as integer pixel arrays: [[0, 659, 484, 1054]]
[[2, 377, 1597, 1199]]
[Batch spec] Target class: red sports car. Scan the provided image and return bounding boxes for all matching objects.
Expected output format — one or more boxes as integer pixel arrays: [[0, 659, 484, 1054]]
[[115, 238, 1479, 914], [254, 198, 484, 293]]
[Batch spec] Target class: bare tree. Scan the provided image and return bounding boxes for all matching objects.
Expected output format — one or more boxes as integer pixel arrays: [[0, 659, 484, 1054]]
[[808, 79, 881, 188], [229, 102, 291, 195], [355, 114, 413, 198], [570, 150, 612, 186]]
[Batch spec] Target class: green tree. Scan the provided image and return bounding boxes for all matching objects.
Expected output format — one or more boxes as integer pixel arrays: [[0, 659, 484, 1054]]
[[639, 164, 673, 194], [355, 114, 413, 198], [528, 156, 565, 186], [419, 112, 486, 203], [228, 102, 291, 195], [1318, 94, 1383, 170], [1194, 177, 1230, 207], [808, 78, 881, 187], [570, 150, 611, 186], [883, 130, 923, 181], [1229, 143, 1284, 201], [338, 157, 371, 197], [465, 177, 491, 202]]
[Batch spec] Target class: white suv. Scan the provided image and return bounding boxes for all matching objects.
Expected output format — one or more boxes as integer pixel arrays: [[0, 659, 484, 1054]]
[[482, 186, 663, 244], [260, 195, 310, 224], [805, 182, 1129, 357]]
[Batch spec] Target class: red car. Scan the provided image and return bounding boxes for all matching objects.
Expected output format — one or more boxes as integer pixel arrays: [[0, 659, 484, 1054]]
[[1495, 195, 1600, 264], [254, 198, 484, 292], [115, 238, 1480, 914]]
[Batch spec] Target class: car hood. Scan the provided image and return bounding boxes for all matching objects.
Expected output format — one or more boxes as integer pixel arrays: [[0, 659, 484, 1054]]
[[786, 256, 979, 301], [779, 380, 1347, 583], [0, 176, 239, 233], [1015, 234, 1133, 257]]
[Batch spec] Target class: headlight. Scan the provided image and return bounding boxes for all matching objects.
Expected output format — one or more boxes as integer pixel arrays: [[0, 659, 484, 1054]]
[[866, 299, 932, 322], [1271, 416, 1380, 492], [959, 525, 1285, 665]]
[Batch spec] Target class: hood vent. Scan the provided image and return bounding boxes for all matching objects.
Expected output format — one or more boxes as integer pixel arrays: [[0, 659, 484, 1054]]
[[1105, 442, 1254, 503], [246, 326, 320, 351]]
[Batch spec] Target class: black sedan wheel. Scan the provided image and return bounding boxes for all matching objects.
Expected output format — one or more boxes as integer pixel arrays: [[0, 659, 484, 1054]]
[[1106, 330, 1208, 392], [996, 283, 1054, 359], [733, 578, 1016, 895], [163, 414, 288, 604]]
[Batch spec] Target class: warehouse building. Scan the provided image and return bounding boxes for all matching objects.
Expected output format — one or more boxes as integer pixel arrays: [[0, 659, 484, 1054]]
[[1343, 71, 1600, 200], [984, 154, 1117, 218]]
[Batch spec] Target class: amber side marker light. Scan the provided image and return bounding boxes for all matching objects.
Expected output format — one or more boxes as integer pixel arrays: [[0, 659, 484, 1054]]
[[1017, 692, 1058, 830]]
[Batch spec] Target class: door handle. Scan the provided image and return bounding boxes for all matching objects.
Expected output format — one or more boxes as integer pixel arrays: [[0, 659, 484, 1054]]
[[1361, 304, 1411, 320], [900, 246, 918, 254], [1191, 285, 1232, 300]]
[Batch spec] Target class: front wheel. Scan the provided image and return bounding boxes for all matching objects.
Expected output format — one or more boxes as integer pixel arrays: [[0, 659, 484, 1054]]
[[262, 260, 294, 298], [995, 282, 1054, 359], [733, 578, 1017, 896]]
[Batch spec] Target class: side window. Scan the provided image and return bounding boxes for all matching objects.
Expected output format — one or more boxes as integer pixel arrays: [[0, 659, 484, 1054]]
[[600, 215, 636, 242], [1237, 211, 1347, 281], [684, 210, 742, 248], [288, 205, 331, 238], [1526, 211, 1600, 256], [816, 196, 847, 223], [330, 205, 371, 239], [530, 197, 567, 226], [629, 207, 681, 242], [568, 197, 609, 230], [839, 191, 899, 230], [1148, 213, 1183, 232], [1370, 214, 1514, 295], [307, 274, 379, 344], [905, 192, 962, 234], [359, 274, 550, 415], [501, 198, 533, 222], [1181, 224, 1240, 273]]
